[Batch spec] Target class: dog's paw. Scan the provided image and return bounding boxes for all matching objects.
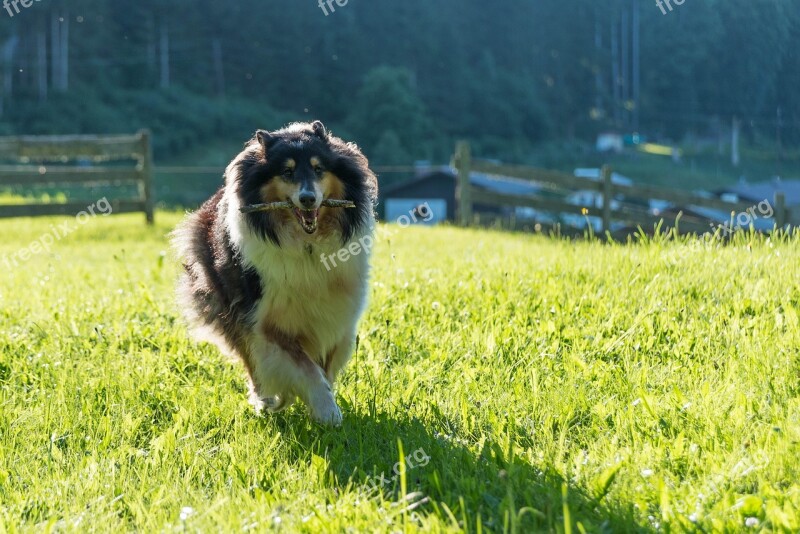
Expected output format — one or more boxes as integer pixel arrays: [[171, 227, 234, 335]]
[[249, 391, 267, 413], [308, 390, 343, 426], [313, 402, 343, 426], [250, 392, 293, 414], [266, 395, 294, 413]]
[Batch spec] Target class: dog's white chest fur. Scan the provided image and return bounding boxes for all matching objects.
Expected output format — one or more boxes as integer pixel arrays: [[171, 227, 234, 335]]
[[251, 242, 369, 361], [227, 202, 372, 363]]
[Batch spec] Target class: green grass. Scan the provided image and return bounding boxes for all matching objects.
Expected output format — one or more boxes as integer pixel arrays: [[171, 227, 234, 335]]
[[0, 213, 799, 532]]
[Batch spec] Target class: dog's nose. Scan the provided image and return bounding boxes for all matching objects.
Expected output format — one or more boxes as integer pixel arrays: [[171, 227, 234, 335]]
[[299, 191, 317, 209]]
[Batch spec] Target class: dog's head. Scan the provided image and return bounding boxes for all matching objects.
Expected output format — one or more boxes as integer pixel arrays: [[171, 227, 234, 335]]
[[230, 121, 377, 246]]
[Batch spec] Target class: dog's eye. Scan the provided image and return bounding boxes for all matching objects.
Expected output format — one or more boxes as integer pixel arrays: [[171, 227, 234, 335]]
[[282, 168, 294, 179], [314, 166, 324, 177]]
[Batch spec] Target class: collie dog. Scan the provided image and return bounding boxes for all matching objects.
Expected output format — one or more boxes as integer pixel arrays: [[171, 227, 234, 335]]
[[172, 121, 377, 425]]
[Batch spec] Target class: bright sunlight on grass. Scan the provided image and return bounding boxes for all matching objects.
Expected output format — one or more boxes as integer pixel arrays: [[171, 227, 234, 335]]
[[0, 213, 798, 532]]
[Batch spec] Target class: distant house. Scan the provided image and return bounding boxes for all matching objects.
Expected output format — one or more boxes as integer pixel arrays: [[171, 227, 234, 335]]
[[380, 170, 454, 223], [715, 178, 800, 204], [380, 166, 796, 233], [563, 169, 634, 232], [379, 166, 541, 223], [596, 132, 624, 153], [644, 179, 800, 232], [713, 178, 800, 226]]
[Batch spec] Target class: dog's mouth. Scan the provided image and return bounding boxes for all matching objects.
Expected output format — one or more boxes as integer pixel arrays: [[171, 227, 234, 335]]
[[293, 208, 319, 234]]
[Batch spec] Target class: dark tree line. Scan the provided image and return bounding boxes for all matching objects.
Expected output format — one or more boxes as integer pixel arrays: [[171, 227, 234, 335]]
[[0, 0, 798, 163]]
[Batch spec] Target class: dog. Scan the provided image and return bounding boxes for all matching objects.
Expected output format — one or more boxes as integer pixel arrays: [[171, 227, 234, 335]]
[[172, 121, 377, 425]]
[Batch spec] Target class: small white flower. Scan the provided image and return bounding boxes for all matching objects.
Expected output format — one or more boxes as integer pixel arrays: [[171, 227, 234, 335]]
[[745, 517, 759, 528], [179, 507, 194, 521], [641, 469, 654, 477]]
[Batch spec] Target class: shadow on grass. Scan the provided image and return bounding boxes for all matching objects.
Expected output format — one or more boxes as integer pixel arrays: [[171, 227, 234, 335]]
[[259, 403, 646, 532]]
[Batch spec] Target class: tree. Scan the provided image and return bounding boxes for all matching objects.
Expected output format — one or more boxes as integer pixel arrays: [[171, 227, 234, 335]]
[[346, 66, 435, 161]]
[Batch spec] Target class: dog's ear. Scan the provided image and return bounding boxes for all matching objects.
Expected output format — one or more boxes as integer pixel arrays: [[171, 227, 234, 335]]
[[256, 130, 273, 151], [311, 121, 329, 141]]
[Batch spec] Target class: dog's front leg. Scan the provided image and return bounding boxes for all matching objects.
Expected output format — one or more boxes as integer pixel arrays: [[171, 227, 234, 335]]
[[323, 334, 357, 384], [249, 328, 343, 426]]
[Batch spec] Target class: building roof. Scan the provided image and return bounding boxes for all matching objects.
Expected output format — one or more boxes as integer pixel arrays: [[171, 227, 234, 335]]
[[470, 172, 541, 196], [381, 167, 541, 198], [715, 179, 800, 206], [574, 168, 634, 186], [379, 169, 454, 197]]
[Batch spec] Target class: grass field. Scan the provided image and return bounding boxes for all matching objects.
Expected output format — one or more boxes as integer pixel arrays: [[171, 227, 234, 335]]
[[0, 212, 798, 532]]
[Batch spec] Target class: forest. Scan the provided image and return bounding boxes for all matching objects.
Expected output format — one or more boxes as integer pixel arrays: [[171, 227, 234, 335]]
[[1, 0, 798, 166]]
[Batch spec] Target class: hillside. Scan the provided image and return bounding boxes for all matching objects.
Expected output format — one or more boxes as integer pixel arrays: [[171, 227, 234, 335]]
[[2, 0, 799, 169]]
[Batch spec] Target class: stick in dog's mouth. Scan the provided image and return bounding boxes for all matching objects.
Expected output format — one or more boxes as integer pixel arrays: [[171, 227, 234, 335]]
[[240, 199, 357, 234], [239, 199, 356, 214]]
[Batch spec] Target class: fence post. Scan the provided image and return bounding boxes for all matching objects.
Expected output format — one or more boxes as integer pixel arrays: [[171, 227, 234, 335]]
[[601, 164, 612, 235], [140, 129, 155, 225], [775, 191, 786, 230], [454, 141, 472, 226]]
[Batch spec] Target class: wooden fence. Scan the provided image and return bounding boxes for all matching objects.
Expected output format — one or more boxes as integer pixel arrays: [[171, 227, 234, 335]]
[[453, 141, 789, 234], [0, 131, 154, 224]]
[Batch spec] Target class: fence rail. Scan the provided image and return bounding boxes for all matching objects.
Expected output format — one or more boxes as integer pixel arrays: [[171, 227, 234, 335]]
[[453, 141, 789, 234], [0, 133, 146, 162], [0, 131, 154, 224]]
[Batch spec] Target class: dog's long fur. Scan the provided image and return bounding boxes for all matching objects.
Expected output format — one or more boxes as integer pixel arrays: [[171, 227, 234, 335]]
[[172, 121, 377, 425]]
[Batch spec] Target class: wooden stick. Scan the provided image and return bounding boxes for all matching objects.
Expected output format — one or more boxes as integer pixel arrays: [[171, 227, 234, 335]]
[[321, 199, 357, 209], [240, 201, 292, 213], [240, 199, 356, 214]]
